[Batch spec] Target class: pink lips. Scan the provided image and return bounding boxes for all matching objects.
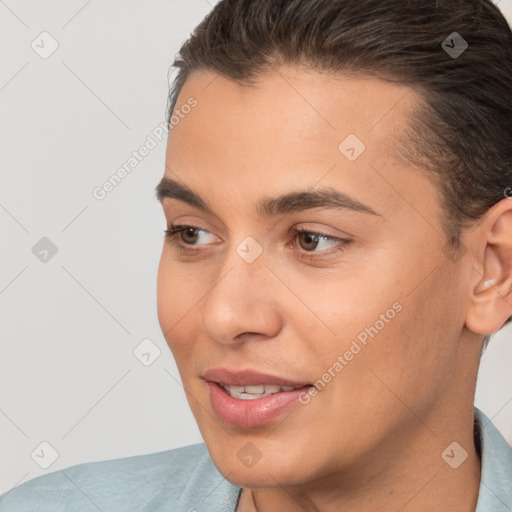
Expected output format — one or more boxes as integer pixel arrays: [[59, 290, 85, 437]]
[[203, 367, 310, 387], [203, 368, 312, 428]]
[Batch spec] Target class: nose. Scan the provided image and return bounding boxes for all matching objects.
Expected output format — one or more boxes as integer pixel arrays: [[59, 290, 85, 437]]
[[200, 244, 282, 346]]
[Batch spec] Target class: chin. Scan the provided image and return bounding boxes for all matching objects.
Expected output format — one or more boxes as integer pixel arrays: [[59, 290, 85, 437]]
[[202, 435, 311, 488], [217, 459, 305, 489]]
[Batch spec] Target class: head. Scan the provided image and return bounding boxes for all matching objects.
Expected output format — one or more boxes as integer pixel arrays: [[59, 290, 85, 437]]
[[156, 0, 512, 489]]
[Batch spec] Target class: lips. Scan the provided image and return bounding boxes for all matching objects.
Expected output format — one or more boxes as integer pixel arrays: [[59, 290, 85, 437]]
[[203, 368, 313, 427], [203, 367, 310, 387]]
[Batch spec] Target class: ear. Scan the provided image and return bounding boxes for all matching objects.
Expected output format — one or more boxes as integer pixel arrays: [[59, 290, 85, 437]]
[[465, 198, 512, 335]]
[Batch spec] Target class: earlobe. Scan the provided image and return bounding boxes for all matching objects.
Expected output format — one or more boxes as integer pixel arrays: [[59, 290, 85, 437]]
[[466, 275, 509, 335], [465, 201, 512, 336]]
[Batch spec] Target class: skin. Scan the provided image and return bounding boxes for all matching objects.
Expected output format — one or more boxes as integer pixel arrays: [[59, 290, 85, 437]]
[[156, 65, 512, 511]]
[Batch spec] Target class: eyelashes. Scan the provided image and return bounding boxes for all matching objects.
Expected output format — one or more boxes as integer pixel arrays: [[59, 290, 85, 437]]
[[164, 225, 217, 246], [163, 224, 352, 260]]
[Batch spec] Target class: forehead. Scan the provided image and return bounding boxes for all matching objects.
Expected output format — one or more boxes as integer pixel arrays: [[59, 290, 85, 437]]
[[167, 65, 423, 171], [164, 65, 436, 223], [174, 65, 419, 141]]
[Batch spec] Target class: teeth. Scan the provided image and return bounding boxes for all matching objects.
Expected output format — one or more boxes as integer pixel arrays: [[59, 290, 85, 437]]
[[231, 390, 262, 400], [220, 383, 301, 399], [245, 385, 265, 394]]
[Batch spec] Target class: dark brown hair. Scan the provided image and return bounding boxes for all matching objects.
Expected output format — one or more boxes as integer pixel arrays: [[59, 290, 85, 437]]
[[166, 0, 512, 337]]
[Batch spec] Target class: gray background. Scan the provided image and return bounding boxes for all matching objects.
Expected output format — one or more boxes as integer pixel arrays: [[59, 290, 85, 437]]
[[1, 0, 511, 494]]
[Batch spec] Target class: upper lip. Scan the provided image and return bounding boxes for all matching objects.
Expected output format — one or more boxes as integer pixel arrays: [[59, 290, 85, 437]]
[[203, 367, 310, 387]]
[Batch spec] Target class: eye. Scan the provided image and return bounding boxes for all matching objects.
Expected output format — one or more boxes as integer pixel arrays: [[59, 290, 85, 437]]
[[163, 224, 352, 259], [164, 224, 219, 250], [289, 228, 352, 259]]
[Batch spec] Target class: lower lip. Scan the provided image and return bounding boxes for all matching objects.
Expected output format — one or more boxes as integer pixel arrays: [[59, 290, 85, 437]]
[[207, 381, 311, 428]]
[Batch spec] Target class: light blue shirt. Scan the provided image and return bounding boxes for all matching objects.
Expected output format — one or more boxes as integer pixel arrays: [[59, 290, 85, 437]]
[[1, 408, 510, 511]]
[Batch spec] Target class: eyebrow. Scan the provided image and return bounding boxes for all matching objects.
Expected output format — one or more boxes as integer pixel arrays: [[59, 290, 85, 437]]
[[155, 177, 382, 217]]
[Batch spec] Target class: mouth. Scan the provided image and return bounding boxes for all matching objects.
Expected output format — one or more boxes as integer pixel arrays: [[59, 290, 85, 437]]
[[203, 368, 314, 427]]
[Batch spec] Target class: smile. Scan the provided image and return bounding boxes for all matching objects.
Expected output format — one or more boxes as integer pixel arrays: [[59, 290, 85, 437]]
[[202, 368, 313, 426]]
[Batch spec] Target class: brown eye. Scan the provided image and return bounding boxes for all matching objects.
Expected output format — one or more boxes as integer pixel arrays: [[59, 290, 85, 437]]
[[181, 227, 200, 244], [297, 232, 321, 251], [164, 225, 218, 248], [290, 228, 353, 259]]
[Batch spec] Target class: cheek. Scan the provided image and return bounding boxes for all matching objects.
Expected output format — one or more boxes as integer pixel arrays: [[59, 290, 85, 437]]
[[300, 246, 453, 395], [287, 264, 402, 349], [156, 255, 174, 337], [156, 256, 192, 351], [156, 255, 209, 372], [346, 264, 462, 414]]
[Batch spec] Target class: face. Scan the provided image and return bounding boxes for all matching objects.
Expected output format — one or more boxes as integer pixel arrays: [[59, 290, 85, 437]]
[[156, 65, 474, 488]]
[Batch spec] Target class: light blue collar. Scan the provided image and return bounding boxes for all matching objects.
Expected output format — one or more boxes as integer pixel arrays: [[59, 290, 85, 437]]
[[474, 407, 512, 511]]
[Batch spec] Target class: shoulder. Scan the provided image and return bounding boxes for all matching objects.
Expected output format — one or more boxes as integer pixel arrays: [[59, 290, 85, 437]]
[[475, 408, 512, 512], [0, 443, 240, 511]]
